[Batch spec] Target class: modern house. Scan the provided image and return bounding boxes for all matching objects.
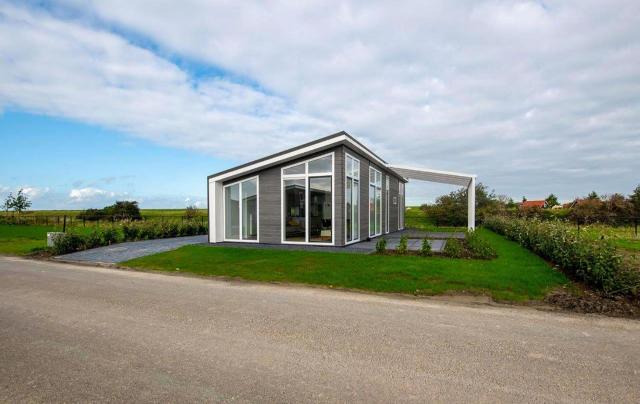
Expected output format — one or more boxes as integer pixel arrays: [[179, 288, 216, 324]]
[[207, 131, 476, 246]]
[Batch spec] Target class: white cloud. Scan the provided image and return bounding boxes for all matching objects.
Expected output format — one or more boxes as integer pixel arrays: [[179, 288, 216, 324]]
[[69, 187, 114, 201], [1, 0, 640, 200]]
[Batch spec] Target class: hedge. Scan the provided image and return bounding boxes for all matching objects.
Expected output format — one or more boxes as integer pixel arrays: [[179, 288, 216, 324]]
[[52, 221, 207, 255], [484, 216, 639, 296]]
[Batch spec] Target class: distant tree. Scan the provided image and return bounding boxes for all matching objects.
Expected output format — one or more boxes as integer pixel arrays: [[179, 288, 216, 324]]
[[185, 205, 199, 219], [570, 198, 603, 224], [103, 201, 142, 221], [602, 193, 632, 225], [522, 196, 527, 203], [422, 183, 502, 226], [587, 191, 600, 200], [77, 208, 106, 221], [11, 189, 31, 214], [630, 185, 640, 219], [2, 192, 13, 213], [544, 194, 559, 209]]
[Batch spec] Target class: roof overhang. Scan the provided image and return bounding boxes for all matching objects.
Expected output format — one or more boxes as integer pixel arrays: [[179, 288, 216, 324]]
[[208, 131, 388, 183], [387, 165, 476, 187]]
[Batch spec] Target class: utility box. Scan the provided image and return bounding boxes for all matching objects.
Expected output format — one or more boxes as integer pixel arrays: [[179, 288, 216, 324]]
[[47, 232, 65, 247]]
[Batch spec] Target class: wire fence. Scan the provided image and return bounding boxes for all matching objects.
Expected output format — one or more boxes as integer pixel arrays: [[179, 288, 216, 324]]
[[0, 214, 208, 229]]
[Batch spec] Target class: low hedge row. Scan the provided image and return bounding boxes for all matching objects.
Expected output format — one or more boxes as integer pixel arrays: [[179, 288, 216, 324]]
[[52, 221, 207, 255], [484, 216, 638, 296]]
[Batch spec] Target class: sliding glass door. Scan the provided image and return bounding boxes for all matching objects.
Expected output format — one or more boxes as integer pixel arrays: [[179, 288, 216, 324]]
[[224, 177, 258, 241], [345, 154, 360, 243], [282, 154, 334, 244]]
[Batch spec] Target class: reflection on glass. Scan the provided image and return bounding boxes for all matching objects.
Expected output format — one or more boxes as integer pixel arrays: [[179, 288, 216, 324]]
[[369, 184, 375, 236], [284, 179, 306, 241], [346, 179, 352, 242], [308, 155, 332, 174], [225, 183, 240, 240], [309, 177, 332, 243], [283, 163, 305, 175], [242, 179, 257, 240], [353, 180, 359, 240]]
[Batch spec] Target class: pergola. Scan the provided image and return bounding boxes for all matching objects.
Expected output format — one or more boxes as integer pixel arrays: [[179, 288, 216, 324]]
[[387, 166, 477, 230]]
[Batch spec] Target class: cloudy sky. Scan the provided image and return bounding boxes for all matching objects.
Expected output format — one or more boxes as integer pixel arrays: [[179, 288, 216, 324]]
[[1, 0, 639, 209]]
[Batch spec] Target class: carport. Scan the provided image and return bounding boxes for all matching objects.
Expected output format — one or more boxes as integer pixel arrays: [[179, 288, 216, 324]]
[[387, 166, 477, 230]]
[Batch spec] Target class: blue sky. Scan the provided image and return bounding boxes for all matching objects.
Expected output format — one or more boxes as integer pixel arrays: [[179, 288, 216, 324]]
[[1, 0, 639, 209]]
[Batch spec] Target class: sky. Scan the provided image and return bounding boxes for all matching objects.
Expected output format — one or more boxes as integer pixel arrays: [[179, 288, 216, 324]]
[[1, 0, 639, 209]]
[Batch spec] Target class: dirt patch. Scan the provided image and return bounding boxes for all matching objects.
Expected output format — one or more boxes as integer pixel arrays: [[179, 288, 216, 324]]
[[545, 286, 640, 319]]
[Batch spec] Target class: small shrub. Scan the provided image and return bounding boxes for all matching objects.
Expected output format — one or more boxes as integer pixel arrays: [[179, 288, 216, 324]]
[[85, 230, 102, 249], [420, 238, 432, 256], [138, 222, 158, 240], [465, 230, 497, 259], [444, 238, 464, 258], [397, 235, 408, 255], [102, 227, 119, 245], [375, 237, 387, 253], [122, 223, 139, 241], [52, 232, 86, 255]]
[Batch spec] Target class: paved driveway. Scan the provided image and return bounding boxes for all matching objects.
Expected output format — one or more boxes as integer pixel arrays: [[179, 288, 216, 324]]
[[55, 235, 207, 264], [1, 257, 639, 402]]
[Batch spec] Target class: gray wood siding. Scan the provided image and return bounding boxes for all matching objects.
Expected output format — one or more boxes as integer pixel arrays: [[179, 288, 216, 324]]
[[223, 146, 341, 245], [342, 146, 404, 241]]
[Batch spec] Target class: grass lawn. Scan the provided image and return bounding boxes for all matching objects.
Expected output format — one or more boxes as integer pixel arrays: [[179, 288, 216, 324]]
[[122, 229, 567, 302], [575, 224, 640, 252], [404, 207, 466, 232], [0, 224, 95, 255]]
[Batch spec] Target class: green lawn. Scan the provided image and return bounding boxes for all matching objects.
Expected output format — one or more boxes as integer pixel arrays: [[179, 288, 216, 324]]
[[0, 224, 95, 255], [404, 206, 466, 232], [575, 224, 640, 252], [122, 229, 567, 302]]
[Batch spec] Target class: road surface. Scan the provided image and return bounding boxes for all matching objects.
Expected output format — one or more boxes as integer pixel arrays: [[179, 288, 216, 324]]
[[1, 257, 639, 402]]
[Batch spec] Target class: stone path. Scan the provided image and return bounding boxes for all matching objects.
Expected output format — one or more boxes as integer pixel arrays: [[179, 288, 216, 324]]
[[55, 235, 207, 264]]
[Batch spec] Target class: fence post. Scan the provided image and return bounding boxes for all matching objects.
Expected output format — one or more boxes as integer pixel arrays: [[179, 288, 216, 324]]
[[63, 215, 67, 233]]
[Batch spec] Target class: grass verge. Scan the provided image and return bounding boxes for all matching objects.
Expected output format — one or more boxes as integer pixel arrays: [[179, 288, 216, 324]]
[[122, 229, 567, 302]]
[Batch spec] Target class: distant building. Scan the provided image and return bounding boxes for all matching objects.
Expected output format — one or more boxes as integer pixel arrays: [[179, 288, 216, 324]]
[[520, 200, 545, 209]]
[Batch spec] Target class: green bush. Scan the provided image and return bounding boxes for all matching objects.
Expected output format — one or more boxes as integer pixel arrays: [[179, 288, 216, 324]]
[[102, 227, 119, 245], [52, 231, 86, 255], [375, 237, 387, 254], [484, 216, 638, 296], [443, 238, 464, 258], [85, 230, 102, 249], [465, 230, 497, 259], [420, 238, 432, 256], [122, 223, 139, 241], [397, 235, 408, 255]]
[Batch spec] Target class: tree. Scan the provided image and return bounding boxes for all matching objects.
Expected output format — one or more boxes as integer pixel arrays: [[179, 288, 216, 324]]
[[570, 198, 603, 224], [102, 201, 142, 221], [2, 192, 13, 213], [587, 191, 599, 200], [630, 185, 640, 219], [544, 194, 559, 209], [11, 189, 31, 214], [421, 183, 503, 226]]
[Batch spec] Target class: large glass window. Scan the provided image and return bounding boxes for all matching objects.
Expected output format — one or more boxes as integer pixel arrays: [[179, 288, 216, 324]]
[[241, 179, 257, 240], [225, 183, 240, 240], [398, 181, 405, 229], [369, 167, 382, 237], [282, 153, 333, 244], [309, 177, 332, 242], [284, 179, 306, 242], [224, 178, 258, 241], [345, 154, 360, 243]]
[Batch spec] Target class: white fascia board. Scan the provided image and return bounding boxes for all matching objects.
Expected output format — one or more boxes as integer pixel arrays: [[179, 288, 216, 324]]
[[209, 134, 386, 184], [387, 165, 476, 187]]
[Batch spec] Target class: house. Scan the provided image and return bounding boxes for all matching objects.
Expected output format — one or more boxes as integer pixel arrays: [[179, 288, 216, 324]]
[[207, 131, 476, 246], [520, 200, 546, 209]]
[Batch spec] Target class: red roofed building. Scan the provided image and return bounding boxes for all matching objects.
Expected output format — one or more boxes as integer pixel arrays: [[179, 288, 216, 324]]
[[520, 200, 545, 209]]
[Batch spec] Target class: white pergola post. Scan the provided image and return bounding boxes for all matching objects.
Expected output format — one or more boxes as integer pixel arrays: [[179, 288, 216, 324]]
[[467, 176, 476, 231], [208, 179, 224, 243]]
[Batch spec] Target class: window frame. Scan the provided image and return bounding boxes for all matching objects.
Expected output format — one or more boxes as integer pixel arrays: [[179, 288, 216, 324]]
[[368, 166, 383, 238], [222, 175, 260, 243], [344, 153, 361, 245], [280, 152, 335, 246]]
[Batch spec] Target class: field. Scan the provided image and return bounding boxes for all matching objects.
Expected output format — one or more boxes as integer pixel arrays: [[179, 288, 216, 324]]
[[404, 207, 466, 232], [575, 223, 640, 252], [122, 229, 567, 302], [0, 224, 95, 255]]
